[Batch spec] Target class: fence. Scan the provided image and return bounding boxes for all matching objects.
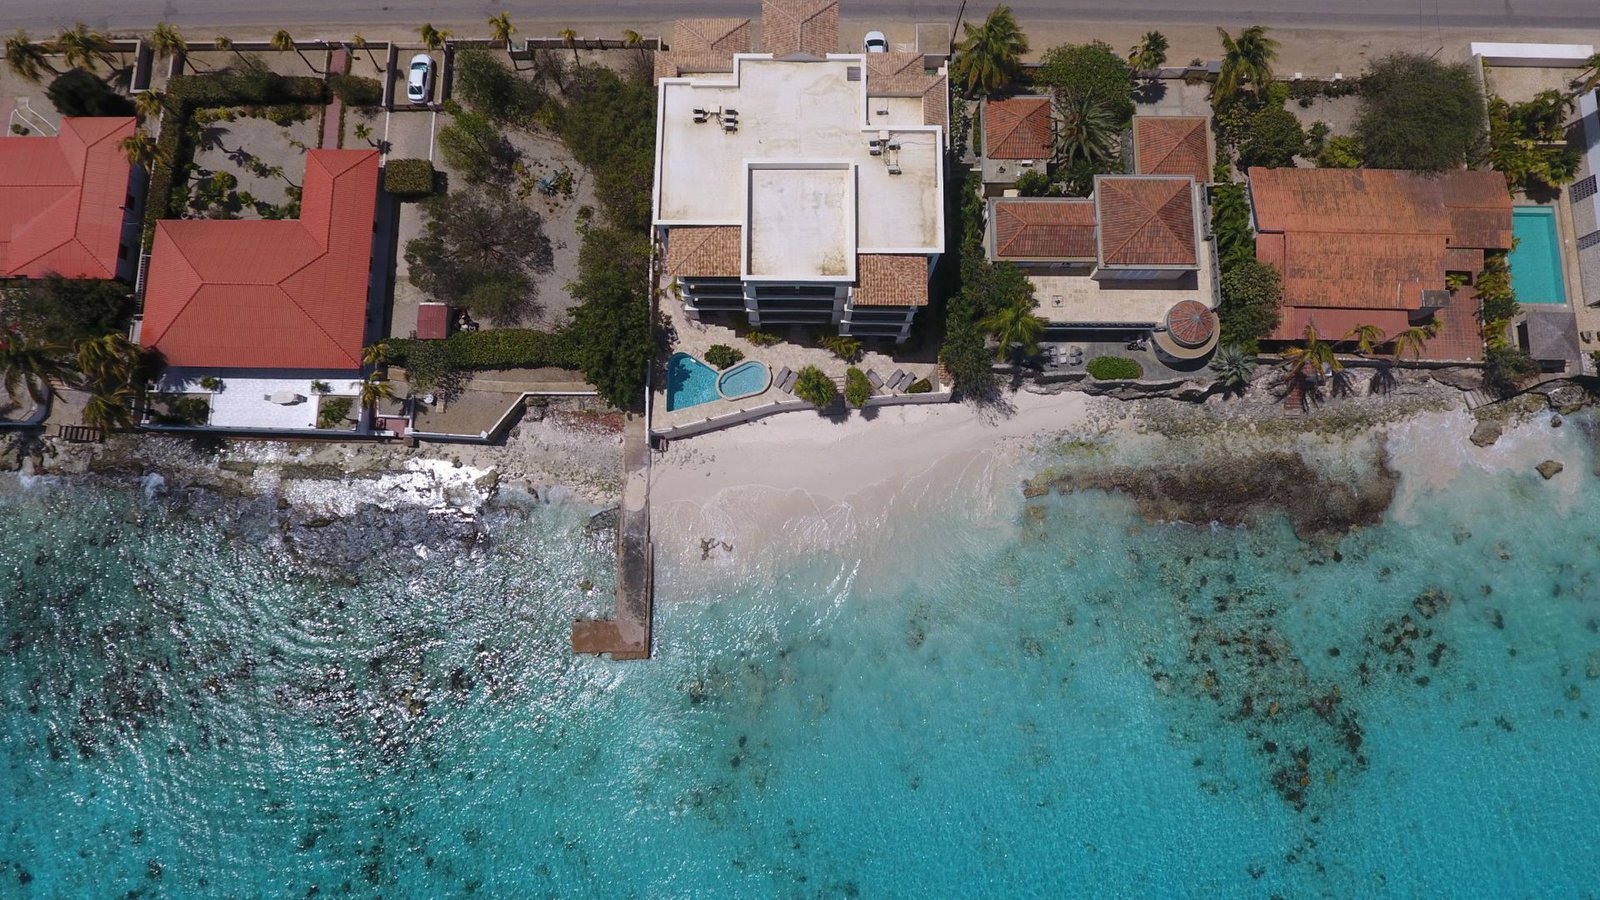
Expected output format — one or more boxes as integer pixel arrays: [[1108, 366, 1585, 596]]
[[653, 390, 953, 440]]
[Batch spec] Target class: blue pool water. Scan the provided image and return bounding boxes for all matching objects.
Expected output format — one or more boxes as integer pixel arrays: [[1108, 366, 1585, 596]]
[[666, 352, 719, 410], [716, 360, 770, 399], [1509, 206, 1567, 303]]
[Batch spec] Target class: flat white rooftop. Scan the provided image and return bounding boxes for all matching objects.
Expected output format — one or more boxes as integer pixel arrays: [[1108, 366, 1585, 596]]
[[655, 54, 943, 271], [748, 164, 853, 278]]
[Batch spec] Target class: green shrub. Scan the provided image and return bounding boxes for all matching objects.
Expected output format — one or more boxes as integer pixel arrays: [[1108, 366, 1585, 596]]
[[328, 73, 383, 107], [844, 367, 871, 407], [1355, 53, 1483, 172], [819, 334, 863, 363], [744, 330, 782, 347], [317, 396, 354, 429], [1236, 105, 1305, 169], [261, 103, 311, 126], [47, 69, 133, 117], [310, 379, 331, 394], [1316, 135, 1363, 168], [199, 375, 223, 391], [153, 394, 211, 426], [383, 158, 436, 197], [704, 344, 744, 370], [1483, 345, 1537, 397], [1035, 41, 1135, 126], [1015, 169, 1052, 197], [907, 377, 933, 394], [455, 49, 547, 122], [1218, 257, 1283, 353], [792, 366, 836, 408], [1085, 356, 1143, 380]]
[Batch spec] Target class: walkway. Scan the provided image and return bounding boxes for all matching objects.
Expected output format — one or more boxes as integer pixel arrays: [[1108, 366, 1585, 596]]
[[572, 413, 652, 660]]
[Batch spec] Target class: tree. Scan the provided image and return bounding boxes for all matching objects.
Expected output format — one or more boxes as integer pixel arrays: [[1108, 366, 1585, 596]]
[[791, 365, 836, 408], [1, 275, 130, 347], [81, 384, 134, 431], [1037, 40, 1134, 127], [437, 103, 520, 182], [1280, 326, 1341, 389], [979, 299, 1047, 361], [350, 34, 382, 72], [1208, 344, 1257, 392], [1236, 105, 1305, 169], [55, 23, 116, 72], [1217, 257, 1283, 352], [120, 132, 156, 169], [568, 226, 654, 409], [1488, 92, 1581, 193], [1053, 92, 1117, 166], [559, 28, 580, 68], [1343, 323, 1388, 356], [1129, 31, 1168, 74], [1014, 169, 1052, 196], [844, 367, 872, 407], [1390, 322, 1439, 361], [455, 49, 546, 123], [150, 22, 186, 73], [1316, 135, 1363, 168], [405, 189, 552, 323], [489, 12, 517, 49], [75, 333, 145, 389], [419, 23, 451, 52], [1574, 51, 1600, 99], [1215, 25, 1278, 104], [5, 29, 56, 83], [951, 5, 1028, 97], [133, 89, 165, 120], [353, 122, 374, 146], [271, 29, 319, 73], [0, 334, 67, 404], [48, 68, 134, 116], [1355, 53, 1484, 172], [362, 342, 391, 368], [358, 375, 394, 420], [214, 35, 248, 67]]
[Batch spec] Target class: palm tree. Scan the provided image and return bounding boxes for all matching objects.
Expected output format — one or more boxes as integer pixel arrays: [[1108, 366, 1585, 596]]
[[133, 89, 165, 120], [1391, 322, 1438, 362], [558, 28, 580, 68], [1208, 344, 1256, 392], [1129, 31, 1169, 74], [1342, 323, 1388, 357], [81, 384, 134, 432], [350, 33, 383, 72], [1572, 51, 1600, 99], [1215, 25, 1278, 103], [56, 23, 117, 72], [1054, 93, 1117, 166], [5, 29, 56, 83], [214, 35, 248, 67], [75, 333, 143, 390], [419, 24, 451, 52], [950, 5, 1028, 98], [150, 22, 186, 73], [1279, 325, 1341, 384], [362, 342, 391, 367], [489, 12, 517, 49], [119, 132, 156, 169], [353, 122, 374, 146], [271, 29, 319, 73], [1, 336, 67, 405], [979, 299, 1047, 361], [358, 376, 395, 420]]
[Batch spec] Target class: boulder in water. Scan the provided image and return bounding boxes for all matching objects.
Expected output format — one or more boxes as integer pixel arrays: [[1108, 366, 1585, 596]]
[[1468, 420, 1502, 448], [1536, 460, 1564, 480]]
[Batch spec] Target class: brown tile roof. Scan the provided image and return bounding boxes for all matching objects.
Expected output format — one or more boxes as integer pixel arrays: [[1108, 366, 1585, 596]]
[[665, 226, 742, 277], [1132, 116, 1212, 184], [854, 254, 928, 306], [1095, 176, 1198, 268], [1271, 308, 1411, 343], [653, 51, 737, 84], [922, 75, 948, 129], [990, 199, 1097, 260], [984, 98, 1051, 160], [672, 18, 753, 53], [760, 0, 838, 57], [1249, 167, 1512, 314], [865, 53, 947, 130]]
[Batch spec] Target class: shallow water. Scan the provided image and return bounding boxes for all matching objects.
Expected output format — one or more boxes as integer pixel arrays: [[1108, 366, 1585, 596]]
[[3, 413, 1599, 896]]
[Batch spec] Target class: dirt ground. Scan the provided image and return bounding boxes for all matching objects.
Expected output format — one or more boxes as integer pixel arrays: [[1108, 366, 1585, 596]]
[[187, 110, 317, 217]]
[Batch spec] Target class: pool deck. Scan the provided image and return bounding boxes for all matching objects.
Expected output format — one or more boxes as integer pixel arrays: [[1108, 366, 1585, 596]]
[[1552, 191, 1600, 374]]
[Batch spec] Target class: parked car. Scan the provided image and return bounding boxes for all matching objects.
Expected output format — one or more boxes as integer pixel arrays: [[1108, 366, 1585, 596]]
[[406, 54, 435, 104], [864, 31, 888, 53]]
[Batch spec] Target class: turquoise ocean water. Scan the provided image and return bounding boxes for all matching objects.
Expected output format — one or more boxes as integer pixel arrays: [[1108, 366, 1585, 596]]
[[4, 413, 1600, 896]]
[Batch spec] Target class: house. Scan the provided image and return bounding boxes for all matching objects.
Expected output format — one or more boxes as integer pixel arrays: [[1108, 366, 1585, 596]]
[[136, 149, 381, 430], [653, 0, 947, 343], [1248, 167, 1513, 361], [0, 117, 142, 282], [980, 96, 1051, 190]]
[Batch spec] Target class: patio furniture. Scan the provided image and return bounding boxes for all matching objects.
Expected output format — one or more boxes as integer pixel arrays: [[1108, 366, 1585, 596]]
[[887, 369, 906, 391], [866, 370, 885, 390], [893, 371, 916, 392], [781, 370, 798, 392], [774, 367, 794, 393], [265, 391, 305, 405], [1583, 331, 1594, 344]]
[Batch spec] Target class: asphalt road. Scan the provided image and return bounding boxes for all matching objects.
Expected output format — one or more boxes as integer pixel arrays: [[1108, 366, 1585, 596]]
[[0, 0, 1595, 35]]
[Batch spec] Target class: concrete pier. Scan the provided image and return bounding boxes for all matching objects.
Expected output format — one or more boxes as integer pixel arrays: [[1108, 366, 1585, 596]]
[[571, 413, 652, 660]]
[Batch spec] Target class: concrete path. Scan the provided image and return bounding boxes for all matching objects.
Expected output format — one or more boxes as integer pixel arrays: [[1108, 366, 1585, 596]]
[[572, 412, 652, 660]]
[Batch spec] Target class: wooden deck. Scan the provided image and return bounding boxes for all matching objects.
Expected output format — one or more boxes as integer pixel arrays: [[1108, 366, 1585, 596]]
[[571, 413, 653, 660]]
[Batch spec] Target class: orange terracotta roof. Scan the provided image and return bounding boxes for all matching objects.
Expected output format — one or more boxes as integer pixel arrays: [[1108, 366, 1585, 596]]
[[922, 75, 949, 130], [1132, 116, 1211, 184], [672, 18, 753, 53], [990, 198, 1097, 260], [0, 117, 135, 279], [760, 0, 838, 58], [984, 98, 1051, 160], [854, 254, 927, 306], [1270, 308, 1412, 343], [416, 302, 450, 340], [664, 226, 742, 277], [139, 149, 379, 371], [653, 51, 737, 83], [1095, 176, 1198, 268]]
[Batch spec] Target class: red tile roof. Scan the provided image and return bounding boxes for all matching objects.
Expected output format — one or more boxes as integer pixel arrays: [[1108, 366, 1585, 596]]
[[673, 18, 753, 53], [140, 150, 379, 371], [984, 98, 1051, 160], [1095, 176, 1198, 268], [1132, 116, 1211, 184], [853, 254, 927, 306], [664, 226, 742, 277], [416, 302, 450, 340], [0, 117, 135, 279], [989, 198, 1097, 260]]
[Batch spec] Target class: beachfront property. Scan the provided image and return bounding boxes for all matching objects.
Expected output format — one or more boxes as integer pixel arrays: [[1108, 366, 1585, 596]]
[[652, 0, 947, 343], [0, 116, 144, 283], [1247, 167, 1520, 364], [981, 116, 1219, 362], [135, 149, 386, 431]]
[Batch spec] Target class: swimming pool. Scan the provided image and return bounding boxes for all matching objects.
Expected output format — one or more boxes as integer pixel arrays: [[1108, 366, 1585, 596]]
[[1509, 206, 1567, 304], [665, 352, 720, 411], [717, 360, 771, 400]]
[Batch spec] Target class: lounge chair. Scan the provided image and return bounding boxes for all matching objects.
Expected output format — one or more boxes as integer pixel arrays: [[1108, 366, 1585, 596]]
[[774, 367, 794, 393], [781, 370, 798, 393], [887, 369, 905, 391], [866, 370, 885, 390], [893, 372, 916, 392]]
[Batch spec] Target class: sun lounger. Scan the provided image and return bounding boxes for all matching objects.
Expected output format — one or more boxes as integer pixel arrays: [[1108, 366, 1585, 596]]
[[894, 372, 916, 392], [866, 370, 884, 390], [781, 370, 799, 393], [774, 367, 794, 393], [886, 369, 906, 391]]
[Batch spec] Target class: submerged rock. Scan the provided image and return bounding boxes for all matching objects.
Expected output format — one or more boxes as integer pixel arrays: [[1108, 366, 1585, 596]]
[[1468, 420, 1502, 448], [1536, 460, 1564, 480]]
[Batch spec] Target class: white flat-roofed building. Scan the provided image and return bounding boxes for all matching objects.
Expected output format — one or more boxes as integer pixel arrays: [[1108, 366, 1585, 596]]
[[654, 47, 947, 342]]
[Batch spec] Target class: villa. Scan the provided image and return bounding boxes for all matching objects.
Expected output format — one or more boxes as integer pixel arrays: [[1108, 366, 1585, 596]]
[[1247, 166, 1514, 361], [0, 116, 143, 282], [652, 0, 947, 343], [136, 148, 382, 430]]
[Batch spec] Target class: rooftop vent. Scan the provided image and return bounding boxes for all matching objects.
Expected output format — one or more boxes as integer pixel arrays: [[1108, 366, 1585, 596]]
[[847, 66, 861, 81], [887, 165, 902, 175]]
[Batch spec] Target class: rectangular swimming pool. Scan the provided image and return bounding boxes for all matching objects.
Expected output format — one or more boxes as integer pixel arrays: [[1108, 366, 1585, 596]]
[[1509, 206, 1567, 304]]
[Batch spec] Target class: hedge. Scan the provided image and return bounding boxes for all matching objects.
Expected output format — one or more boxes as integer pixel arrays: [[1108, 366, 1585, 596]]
[[844, 367, 871, 407], [1085, 355, 1143, 380], [383, 158, 435, 198], [328, 73, 383, 107], [385, 328, 581, 372]]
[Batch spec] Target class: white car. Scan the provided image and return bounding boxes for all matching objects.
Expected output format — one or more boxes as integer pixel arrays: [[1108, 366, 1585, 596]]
[[406, 54, 435, 104], [864, 31, 888, 53]]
